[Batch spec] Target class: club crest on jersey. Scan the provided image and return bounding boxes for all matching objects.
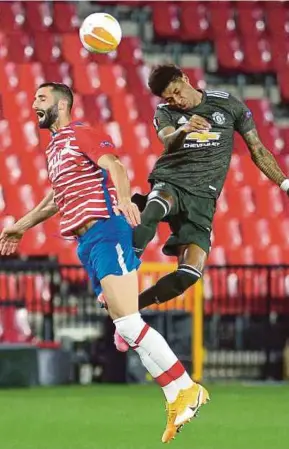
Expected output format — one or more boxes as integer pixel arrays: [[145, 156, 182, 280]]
[[212, 112, 225, 125], [186, 131, 221, 143]]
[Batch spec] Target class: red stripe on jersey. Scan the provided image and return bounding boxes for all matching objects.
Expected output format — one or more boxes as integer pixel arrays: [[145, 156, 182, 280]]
[[45, 123, 116, 237]]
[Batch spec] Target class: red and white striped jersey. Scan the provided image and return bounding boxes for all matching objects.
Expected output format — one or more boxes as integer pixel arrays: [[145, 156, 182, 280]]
[[45, 122, 117, 237]]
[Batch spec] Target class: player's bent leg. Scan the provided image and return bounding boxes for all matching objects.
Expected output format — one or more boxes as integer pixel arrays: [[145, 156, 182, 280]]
[[101, 271, 199, 442], [133, 189, 174, 257], [139, 244, 207, 309]]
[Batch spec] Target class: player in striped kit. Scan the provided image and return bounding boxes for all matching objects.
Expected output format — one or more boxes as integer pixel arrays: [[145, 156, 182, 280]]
[[0, 82, 209, 443]]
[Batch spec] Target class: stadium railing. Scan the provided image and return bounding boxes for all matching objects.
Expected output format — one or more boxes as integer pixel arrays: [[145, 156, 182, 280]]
[[0, 259, 289, 381]]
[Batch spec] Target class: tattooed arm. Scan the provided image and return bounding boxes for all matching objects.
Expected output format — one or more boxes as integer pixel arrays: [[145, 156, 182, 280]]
[[243, 128, 287, 187]]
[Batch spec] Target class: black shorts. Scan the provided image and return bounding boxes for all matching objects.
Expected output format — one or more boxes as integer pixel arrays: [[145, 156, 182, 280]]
[[150, 181, 216, 256]]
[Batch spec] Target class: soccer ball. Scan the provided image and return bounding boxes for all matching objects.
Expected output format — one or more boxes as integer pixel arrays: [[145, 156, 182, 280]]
[[79, 13, 122, 54]]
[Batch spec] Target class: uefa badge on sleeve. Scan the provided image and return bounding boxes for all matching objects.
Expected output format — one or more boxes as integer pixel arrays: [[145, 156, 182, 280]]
[[100, 141, 114, 148]]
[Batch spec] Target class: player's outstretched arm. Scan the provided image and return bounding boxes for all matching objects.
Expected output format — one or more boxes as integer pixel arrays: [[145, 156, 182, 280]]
[[0, 189, 58, 256], [243, 128, 289, 192], [97, 154, 141, 227]]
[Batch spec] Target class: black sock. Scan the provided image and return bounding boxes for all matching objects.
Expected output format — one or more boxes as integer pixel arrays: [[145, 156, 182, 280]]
[[138, 266, 201, 309], [133, 197, 170, 257]]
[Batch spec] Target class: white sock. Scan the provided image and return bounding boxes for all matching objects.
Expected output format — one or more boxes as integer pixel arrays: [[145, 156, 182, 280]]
[[114, 313, 193, 393], [136, 345, 179, 403]]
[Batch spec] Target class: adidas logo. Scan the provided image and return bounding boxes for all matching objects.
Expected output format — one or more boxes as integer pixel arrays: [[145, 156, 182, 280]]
[[178, 116, 188, 124]]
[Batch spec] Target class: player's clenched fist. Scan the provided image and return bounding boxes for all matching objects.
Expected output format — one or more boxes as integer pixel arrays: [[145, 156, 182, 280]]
[[0, 225, 24, 256], [113, 199, 141, 227], [181, 115, 211, 134]]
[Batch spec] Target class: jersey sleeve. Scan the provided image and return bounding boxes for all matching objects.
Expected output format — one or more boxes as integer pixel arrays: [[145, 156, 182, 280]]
[[153, 106, 174, 133], [229, 95, 256, 137], [73, 125, 116, 163]]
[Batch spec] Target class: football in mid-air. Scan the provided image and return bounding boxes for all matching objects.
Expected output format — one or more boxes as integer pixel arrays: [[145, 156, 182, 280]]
[[79, 12, 122, 54]]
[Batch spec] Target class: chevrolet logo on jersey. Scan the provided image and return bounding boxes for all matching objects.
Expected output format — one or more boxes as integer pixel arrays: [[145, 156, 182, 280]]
[[186, 131, 221, 142]]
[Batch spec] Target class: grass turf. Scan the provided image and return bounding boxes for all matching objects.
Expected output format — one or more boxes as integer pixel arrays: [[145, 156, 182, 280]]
[[0, 384, 288, 449]]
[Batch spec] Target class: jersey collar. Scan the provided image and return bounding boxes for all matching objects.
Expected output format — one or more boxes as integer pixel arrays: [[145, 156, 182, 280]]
[[51, 121, 84, 137]]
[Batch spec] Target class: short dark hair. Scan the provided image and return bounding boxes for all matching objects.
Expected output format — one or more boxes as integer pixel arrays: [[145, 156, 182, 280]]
[[148, 64, 183, 97], [38, 82, 74, 111]]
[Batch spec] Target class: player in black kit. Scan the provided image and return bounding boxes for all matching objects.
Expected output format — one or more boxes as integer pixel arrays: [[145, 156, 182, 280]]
[[132, 63, 289, 310]]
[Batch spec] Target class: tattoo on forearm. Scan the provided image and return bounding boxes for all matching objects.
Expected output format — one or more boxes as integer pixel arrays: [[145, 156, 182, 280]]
[[244, 129, 286, 186]]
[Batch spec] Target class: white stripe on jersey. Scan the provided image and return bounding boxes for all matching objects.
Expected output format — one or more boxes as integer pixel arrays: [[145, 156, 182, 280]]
[[56, 170, 102, 189], [61, 198, 109, 216], [55, 177, 104, 198], [206, 90, 229, 98], [60, 214, 110, 235], [64, 193, 107, 208], [61, 207, 110, 224]]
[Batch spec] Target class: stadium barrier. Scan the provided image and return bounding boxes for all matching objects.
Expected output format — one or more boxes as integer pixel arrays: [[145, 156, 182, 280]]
[[0, 259, 289, 381]]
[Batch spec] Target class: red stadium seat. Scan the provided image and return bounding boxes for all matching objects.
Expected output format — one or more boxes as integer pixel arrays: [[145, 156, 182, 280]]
[[0, 2, 26, 33], [19, 153, 49, 195], [82, 93, 112, 125], [61, 33, 90, 66], [0, 153, 22, 186], [264, 1, 289, 39], [209, 1, 236, 38], [245, 98, 273, 128], [72, 63, 100, 95], [70, 93, 85, 122], [117, 37, 143, 66], [226, 245, 255, 265], [207, 246, 227, 266], [235, 2, 266, 38], [224, 154, 245, 188], [0, 120, 13, 152], [6, 32, 35, 63], [213, 218, 242, 249], [254, 245, 283, 265], [24, 1, 53, 32], [110, 92, 139, 127], [179, 2, 210, 42], [97, 64, 127, 95], [20, 224, 48, 256], [239, 155, 271, 189], [278, 67, 289, 103], [254, 185, 285, 219], [215, 36, 244, 72], [241, 218, 272, 249], [270, 38, 289, 72], [0, 185, 6, 213], [2, 90, 35, 123], [33, 33, 61, 64], [43, 62, 72, 85], [125, 64, 150, 96], [226, 186, 256, 219], [214, 188, 229, 219], [268, 218, 289, 249], [152, 3, 180, 40], [242, 37, 272, 74], [53, 2, 79, 33], [17, 63, 45, 99], [0, 62, 20, 94]]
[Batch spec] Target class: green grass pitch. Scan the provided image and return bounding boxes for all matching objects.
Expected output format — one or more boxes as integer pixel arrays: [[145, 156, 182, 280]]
[[0, 384, 288, 449]]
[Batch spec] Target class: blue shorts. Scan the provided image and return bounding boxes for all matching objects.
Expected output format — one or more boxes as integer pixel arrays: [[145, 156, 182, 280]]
[[76, 215, 141, 297]]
